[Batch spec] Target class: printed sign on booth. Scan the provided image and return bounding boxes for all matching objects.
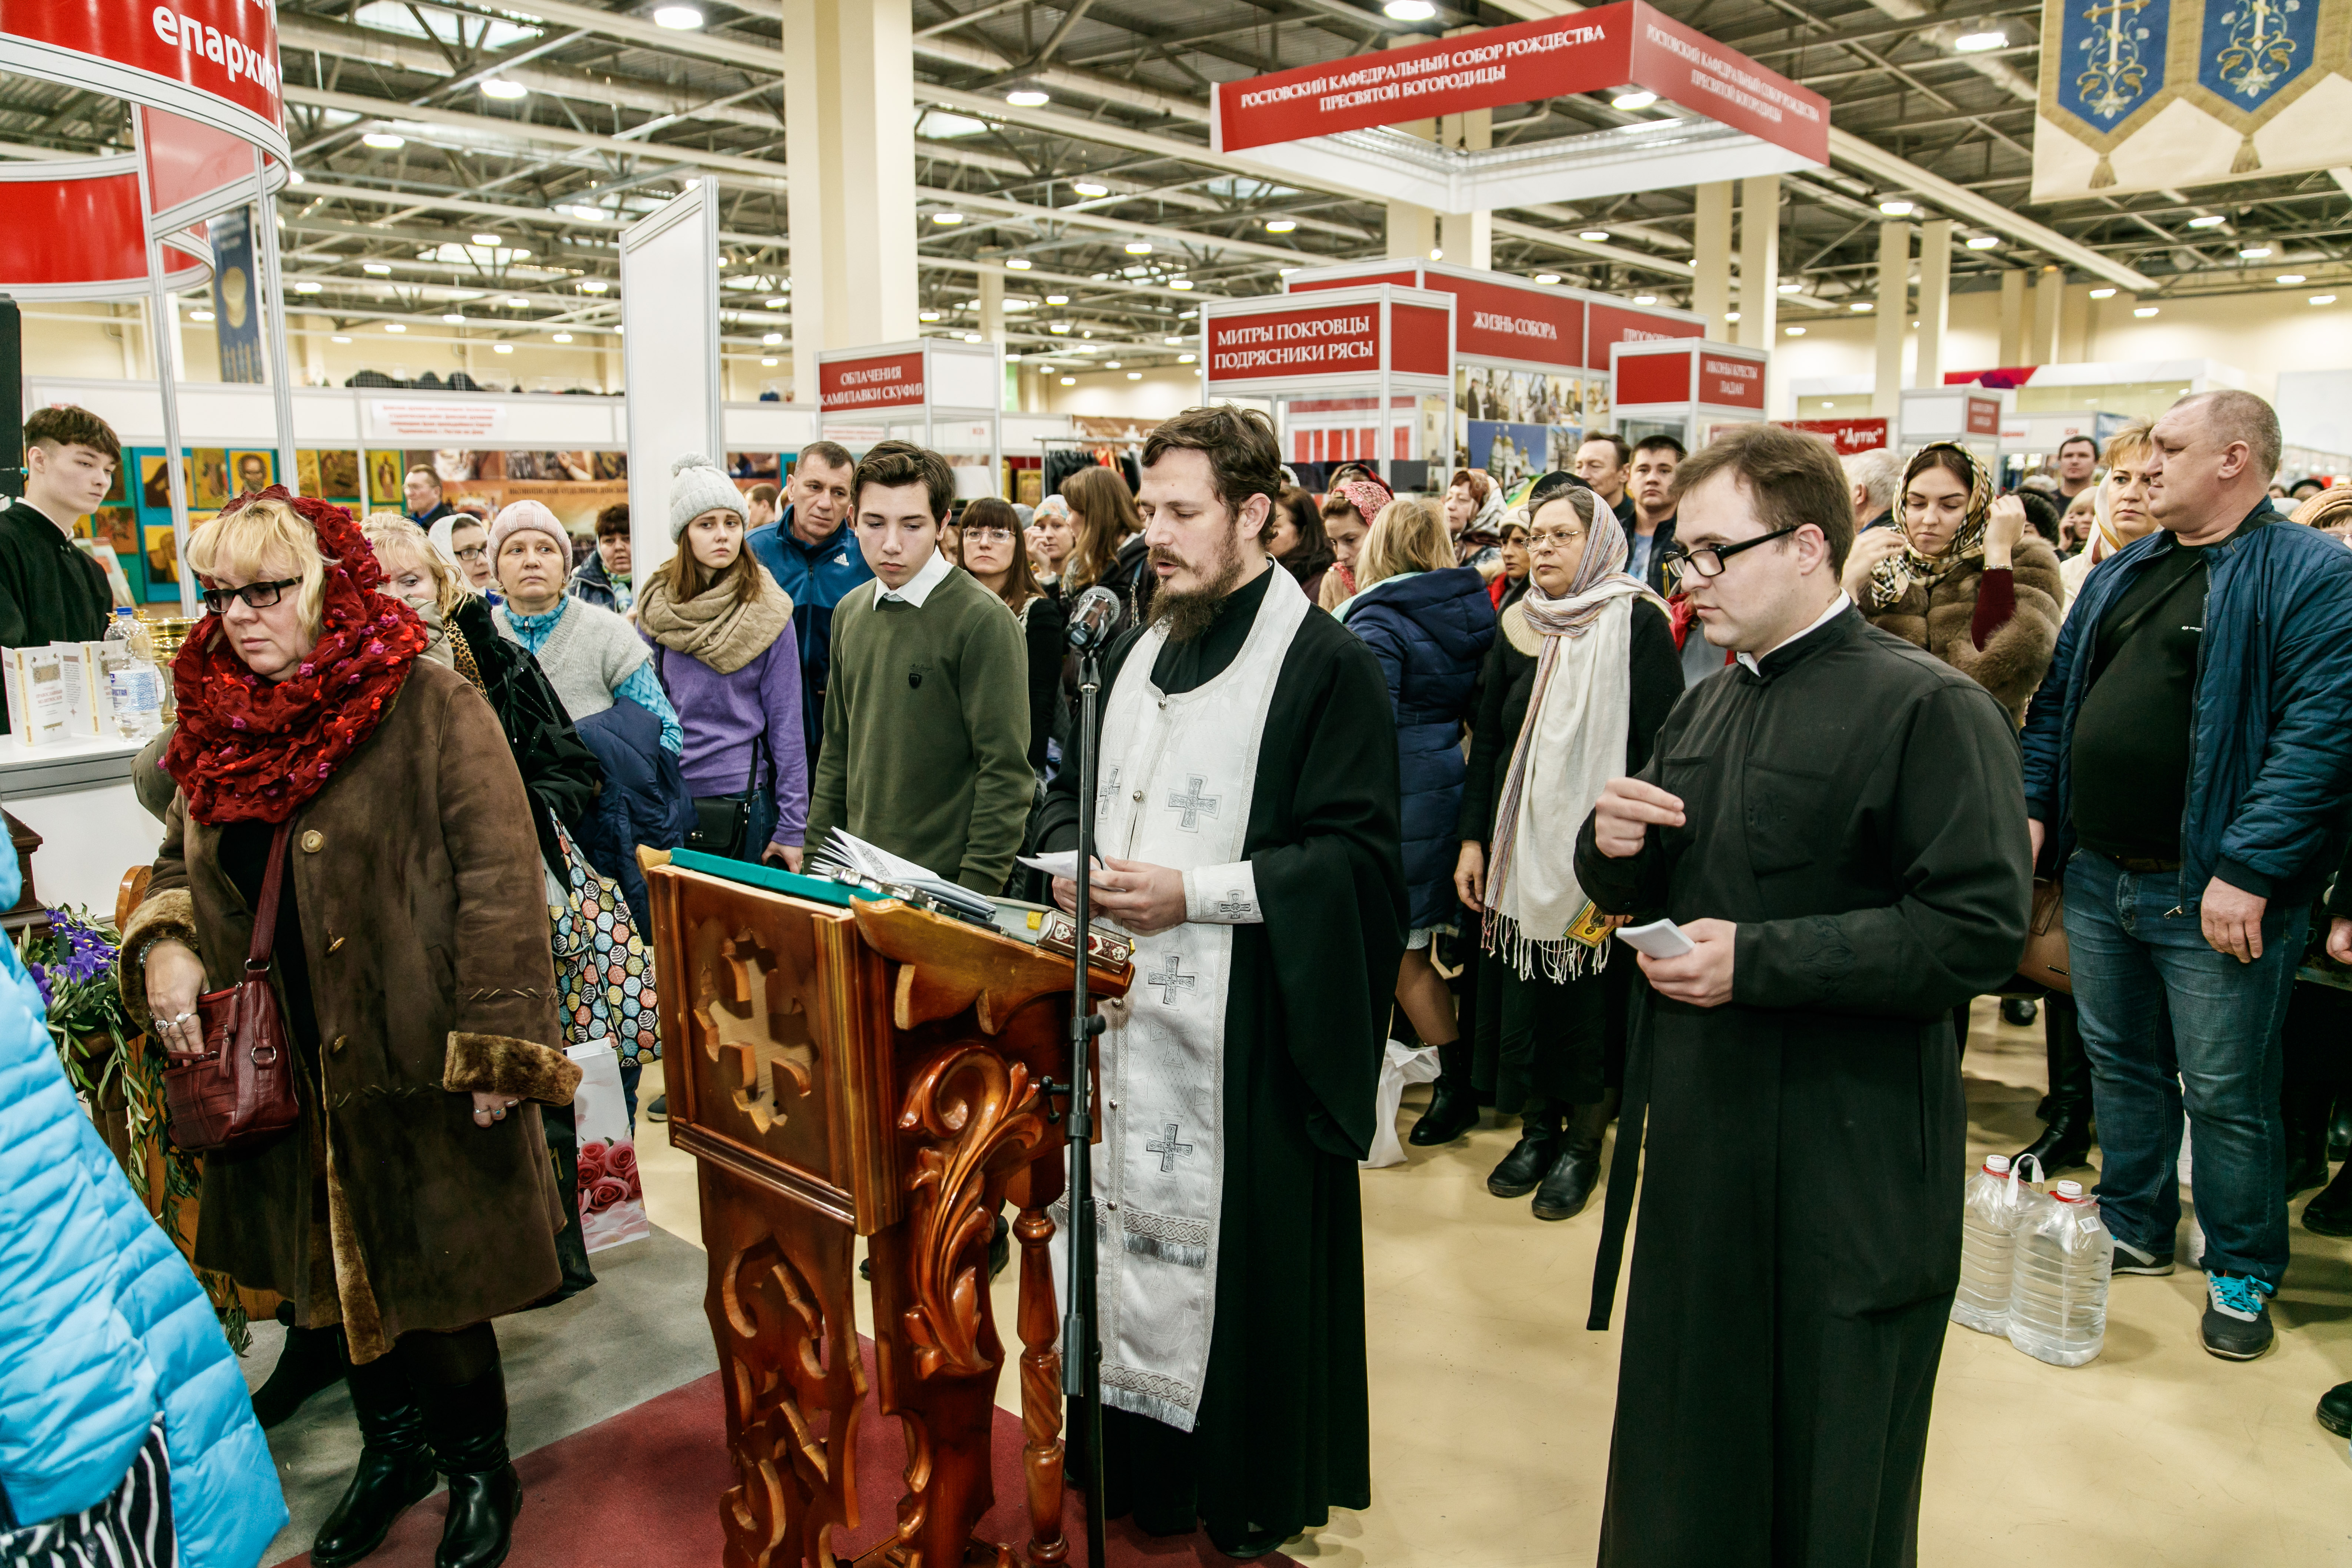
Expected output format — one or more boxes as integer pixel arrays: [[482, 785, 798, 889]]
[[1781, 417, 1890, 453], [1586, 302, 1704, 372], [820, 352, 928, 413], [1699, 352, 1766, 410], [0, 0, 289, 157], [1207, 306, 1384, 382]]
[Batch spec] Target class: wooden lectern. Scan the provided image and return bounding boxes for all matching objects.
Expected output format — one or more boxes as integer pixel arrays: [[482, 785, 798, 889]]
[[642, 855, 1130, 1568]]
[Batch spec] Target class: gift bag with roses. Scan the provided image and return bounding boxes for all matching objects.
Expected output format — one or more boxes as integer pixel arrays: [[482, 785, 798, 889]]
[[566, 1042, 650, 1252]]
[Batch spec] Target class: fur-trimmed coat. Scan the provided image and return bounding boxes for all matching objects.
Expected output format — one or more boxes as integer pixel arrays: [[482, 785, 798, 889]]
[[1863, 536, 2064, 723], [119, 658, 577, 1362]]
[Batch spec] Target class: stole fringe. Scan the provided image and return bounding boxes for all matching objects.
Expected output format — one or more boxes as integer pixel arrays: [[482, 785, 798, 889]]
[[1122, 1232, 1208, 1268], [1482, 909, 1611, 985]]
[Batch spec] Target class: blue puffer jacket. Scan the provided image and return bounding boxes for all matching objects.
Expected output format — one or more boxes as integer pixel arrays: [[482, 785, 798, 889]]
[[1343, 566, 1498, 931], [0, 846, 284, 1563], [2021, 501, 2352, 905], [574, 696, 696, 938]]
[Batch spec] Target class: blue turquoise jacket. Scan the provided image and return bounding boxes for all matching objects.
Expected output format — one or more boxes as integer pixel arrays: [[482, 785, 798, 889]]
[[0, 846, 284, 1563], [2020, 501, 2352, 905], [746, 508, 873, 762]]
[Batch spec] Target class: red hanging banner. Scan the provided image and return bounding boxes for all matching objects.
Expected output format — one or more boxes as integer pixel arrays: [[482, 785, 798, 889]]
[[0, 0, 288, 160]]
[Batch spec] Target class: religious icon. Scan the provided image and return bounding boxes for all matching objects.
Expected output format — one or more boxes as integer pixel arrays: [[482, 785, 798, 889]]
[[189, 450, 229, 509], [228, 450, 274, 497], [140, 455, 173, 510], [94, 507, 137, 557], [316, 449, 360, 498], [143, 523, 180, 583], [365, 449, 406, 509]]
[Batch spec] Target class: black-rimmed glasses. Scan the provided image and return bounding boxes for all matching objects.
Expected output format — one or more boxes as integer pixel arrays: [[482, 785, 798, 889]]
[[1656, 526, 1801, 593], [199, 577, 301, 616]]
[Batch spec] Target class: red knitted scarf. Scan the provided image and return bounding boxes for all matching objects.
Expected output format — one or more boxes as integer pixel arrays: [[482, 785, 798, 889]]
[[163, 488, 428, 825]]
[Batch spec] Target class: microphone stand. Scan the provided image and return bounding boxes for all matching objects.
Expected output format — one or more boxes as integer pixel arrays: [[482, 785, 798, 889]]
[[1060, 643, 1109, 1568]]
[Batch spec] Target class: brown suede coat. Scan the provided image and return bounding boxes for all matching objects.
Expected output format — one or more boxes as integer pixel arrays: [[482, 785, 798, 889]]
[[121, 658, 578, 1361], [1863, 535, 2064, 723]]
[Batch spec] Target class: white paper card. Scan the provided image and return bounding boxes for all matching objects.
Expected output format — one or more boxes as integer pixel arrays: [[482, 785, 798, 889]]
[[1614, 918, 1695, 959]]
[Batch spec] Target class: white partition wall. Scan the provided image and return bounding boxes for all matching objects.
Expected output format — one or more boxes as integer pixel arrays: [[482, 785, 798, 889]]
[[620, 182, 724, 579]]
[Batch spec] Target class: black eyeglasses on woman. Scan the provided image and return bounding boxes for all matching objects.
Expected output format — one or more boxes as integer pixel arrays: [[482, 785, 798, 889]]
[[199, 577, 302, 616]]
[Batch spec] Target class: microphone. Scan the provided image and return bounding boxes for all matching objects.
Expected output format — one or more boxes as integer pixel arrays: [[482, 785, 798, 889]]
[[1065, 585, 1123, 654]]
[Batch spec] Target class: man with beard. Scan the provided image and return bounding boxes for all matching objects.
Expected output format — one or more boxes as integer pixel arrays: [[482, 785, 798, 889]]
[[1035, 403, 1405, 1559]]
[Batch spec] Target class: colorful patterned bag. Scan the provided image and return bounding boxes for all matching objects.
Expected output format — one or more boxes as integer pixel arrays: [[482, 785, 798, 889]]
[[545, 820, 661, 1064]]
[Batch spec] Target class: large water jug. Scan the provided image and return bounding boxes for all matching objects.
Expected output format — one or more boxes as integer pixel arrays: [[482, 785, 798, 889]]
[[2007, 1178, 2115, 1367], [1952, 1154, 2044, 1334]]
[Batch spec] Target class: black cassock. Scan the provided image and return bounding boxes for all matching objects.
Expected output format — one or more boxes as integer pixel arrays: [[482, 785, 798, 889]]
[[1574, 607, 2030, 1568], [1037, 565, 1406, 1548]]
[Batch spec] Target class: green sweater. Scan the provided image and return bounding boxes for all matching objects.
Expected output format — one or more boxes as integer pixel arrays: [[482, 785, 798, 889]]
[[807, 564, 1035, 895]]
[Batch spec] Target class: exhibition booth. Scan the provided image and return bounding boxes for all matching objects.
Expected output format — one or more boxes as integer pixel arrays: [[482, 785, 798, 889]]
[[1608, 337, 1772, 452]]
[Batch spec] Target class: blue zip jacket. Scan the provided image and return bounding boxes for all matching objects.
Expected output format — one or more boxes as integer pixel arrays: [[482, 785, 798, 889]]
[[746, 507, 874, 763], [0, 842, 284, 1562], [2020, 500, 2352, 904], [1342, 565, 1498, 931]]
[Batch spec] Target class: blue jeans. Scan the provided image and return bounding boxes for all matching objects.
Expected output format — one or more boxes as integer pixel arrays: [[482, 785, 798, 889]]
[[2063, 850, 2305, 1286]]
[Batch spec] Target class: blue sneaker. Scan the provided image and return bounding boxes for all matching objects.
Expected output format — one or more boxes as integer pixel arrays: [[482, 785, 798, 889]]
[[2201, 1273, 2276, 1361]]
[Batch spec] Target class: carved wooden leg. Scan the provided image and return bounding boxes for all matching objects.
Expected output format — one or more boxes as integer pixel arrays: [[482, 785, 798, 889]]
[[1015, 1201, 1068, 1567]]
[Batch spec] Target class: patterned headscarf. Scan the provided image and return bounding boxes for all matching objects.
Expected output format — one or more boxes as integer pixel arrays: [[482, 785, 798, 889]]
[[1517, 482, 1644, 640], [1868, 441, 1994, 610], [1329, 467, 1394, 533]]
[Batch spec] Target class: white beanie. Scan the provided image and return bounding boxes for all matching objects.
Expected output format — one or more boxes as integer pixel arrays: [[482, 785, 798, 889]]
[[489, 498, 569, 559], [669, 454, 746, 540]]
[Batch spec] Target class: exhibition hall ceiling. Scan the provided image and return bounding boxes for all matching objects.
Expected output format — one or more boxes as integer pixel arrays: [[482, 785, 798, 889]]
[[1, 0, 2341, 374]]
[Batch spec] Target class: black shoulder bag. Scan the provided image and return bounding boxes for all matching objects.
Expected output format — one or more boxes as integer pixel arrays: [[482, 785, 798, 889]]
[[656, 646, 777, 858]]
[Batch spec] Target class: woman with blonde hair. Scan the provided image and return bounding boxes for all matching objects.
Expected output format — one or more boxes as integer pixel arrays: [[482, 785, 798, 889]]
[[2290, 483, 2352, 543], [2058, 420, 2157, 608], [1340, 495, 1496, 1109], [123, 490, 574, 1568]]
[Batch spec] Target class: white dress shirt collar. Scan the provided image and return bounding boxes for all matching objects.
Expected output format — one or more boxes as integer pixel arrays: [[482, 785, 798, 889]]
[[877, 544, 954, 608], [1735, 591, 1852, 674]]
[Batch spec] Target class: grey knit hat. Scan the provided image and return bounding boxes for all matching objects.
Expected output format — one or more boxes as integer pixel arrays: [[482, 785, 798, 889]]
[[668, 453, 747, 540]]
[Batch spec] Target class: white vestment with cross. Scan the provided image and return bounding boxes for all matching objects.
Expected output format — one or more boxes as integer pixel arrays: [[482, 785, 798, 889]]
[[1056, 564, 1310, 1432]]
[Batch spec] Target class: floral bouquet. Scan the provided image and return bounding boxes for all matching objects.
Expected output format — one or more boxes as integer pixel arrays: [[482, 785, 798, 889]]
[[574, 1135, 649, 1251]]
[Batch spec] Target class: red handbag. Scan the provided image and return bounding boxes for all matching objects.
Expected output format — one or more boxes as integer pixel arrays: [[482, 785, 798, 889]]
[[162, 820, 303, 1153]]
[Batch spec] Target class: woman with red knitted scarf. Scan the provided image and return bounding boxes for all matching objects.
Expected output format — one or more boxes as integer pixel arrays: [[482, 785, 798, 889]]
[[115, 489, 575, 1568]]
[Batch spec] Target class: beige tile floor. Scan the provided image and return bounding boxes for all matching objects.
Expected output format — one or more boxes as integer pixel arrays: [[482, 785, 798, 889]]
[[635, 999, 2352, 1566]]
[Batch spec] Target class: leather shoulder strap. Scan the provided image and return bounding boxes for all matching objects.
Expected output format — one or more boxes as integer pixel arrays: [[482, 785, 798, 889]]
[[248, 820, 293, 971]]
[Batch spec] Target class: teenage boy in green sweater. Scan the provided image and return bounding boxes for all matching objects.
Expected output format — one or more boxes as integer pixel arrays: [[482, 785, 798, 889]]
[[806, 442, 1033, 896]]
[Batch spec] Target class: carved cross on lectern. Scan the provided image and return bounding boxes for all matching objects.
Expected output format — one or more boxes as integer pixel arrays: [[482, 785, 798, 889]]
[[699, 934, 815, 1134]]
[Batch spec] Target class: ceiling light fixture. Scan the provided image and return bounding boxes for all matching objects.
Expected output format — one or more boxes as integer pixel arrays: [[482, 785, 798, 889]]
[[472, 233, 501, 246], [442, 312, 464, 324], [578, 279, 608, 292], [362, 262, 393, 274], [1265, 218, 1297, 233], [293, 280, 323, 294], [1127, 371, 1142, 380], [1611, 90, 1658, 110], [1952, 29, 2008, 51], [919, 310, 941, 322], [1178, 353, 1196, 364], [384, 322, 406, 332], [1125, 242, 1153, 254], [1850, 301, 1873, 311], [2089, 286, 2117, 298], [1070, 180, 1109, 197], [2133, 306, 2159, 317], [1579, 230, 1609, 242], [361, 132, 405, 150], [190, 309, 214, 322], [653, 5, 703, 28], [1534, 272, 1561, 285], [761, 356, 778, 366], [2313, 294, 2338, 305], [481, 79, 528, 100], [766, 296, 787, 308], [2279, 273, 2307, 284], [964, 332, 985, 342], [1060, 376, 1077, 386], [1165, 336, 1184, 345], [1779, 282, 1802, 293], [288, 170, 305, 186], [762, 332, 783, 344], [1725, 310, 1740, 322], [1005, 84, 1050, 107], [503, 295, 527, 307], [553, 332, 573, 342], [2187, 214, 2228, 229], [1878, 199, 1916, 217], [492, 342, 514, 354], [330, 334, 352, 343], [1006, 257, 1032, 269], [2239, 246, 2272, 259], [1046, 294, 1069, 305], [1633, 293, 1656, 304], [1170, 278, 1194, 290], [1965, 234, 1999, 249], [1383, 0, 1436, 19], [1785, 326, 1806, 336], [932, 211, 963, 224]]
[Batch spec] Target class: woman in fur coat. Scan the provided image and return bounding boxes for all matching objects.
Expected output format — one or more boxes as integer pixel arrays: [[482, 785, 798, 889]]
[[1845, 440, 2064, 723]]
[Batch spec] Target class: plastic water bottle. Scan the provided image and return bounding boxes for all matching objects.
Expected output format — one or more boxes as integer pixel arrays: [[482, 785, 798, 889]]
[[106, 610, 163, 742], [1953, 1154, 2042, 1334], [2007, 1179, 2115, 1367]]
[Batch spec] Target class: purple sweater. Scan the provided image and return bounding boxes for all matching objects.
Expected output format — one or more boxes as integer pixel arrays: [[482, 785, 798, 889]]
[[641, 632, 809, 847]]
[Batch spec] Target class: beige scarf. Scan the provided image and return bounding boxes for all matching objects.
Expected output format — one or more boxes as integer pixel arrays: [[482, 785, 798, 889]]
[[636, 567, 793, 675]]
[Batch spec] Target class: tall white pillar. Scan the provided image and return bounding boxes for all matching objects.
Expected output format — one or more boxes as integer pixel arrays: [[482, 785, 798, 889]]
[[1735, 175, 1778, 351], [1915, 219, 1951, 389], [1387, 201, 1437, 261], [2029, 266, 2062, 366], [1872, 221, 1911, 419], [783, 0, 917, 354], [1690, 182, 1733, 333], [1437, 106, 1492, 269], [1998, 269, 2027, 366], [979, 255, 1005, 346]]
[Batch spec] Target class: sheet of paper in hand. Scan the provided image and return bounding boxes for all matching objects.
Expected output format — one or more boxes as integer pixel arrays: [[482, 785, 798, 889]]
[[1614, 918, 1695, 959]]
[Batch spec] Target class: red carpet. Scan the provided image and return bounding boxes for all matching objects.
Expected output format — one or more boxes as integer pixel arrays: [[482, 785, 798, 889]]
[[272, 1354, 1296, 1568]]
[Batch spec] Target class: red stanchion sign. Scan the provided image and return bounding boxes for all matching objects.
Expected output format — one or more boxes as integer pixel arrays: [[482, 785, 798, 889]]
[[0, 0, 288, 159], [1780, 417, 1890, 453], [1212, 0, 1825, 164], [820, 351, 928, 412]]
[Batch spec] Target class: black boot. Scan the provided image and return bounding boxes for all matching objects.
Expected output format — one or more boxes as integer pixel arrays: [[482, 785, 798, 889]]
[[1409, 1041, 1480, 1146], [416, 1363, 522, 1568], [2284, 1086, 2333, 1198], [1487, 1103, 1563, 1198], [2304, 1158, 2352, 1237], [2001, 996, 2038, 1027], [2017, 996, 2095, 1172], [1532, 1101, 1609, 1221], [2332, 1100, 2352, 1163], [253, 1320, 350, 1429], [312, 1349, 437, 1568]]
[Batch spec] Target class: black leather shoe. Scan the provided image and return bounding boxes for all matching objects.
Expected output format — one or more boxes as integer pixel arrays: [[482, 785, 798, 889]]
[[2304, 1161, 2352, 1237], [253, 1322, 348, 1430], [1487, 1112, 1562, 1199], [1532, 1102, 1608, 1221], [2283, 1087, 2333, 1198], [2001, 997, 2038, 1027], [1408, 1081, 1481, 1146], [1209, 1526, 1287, 1561], [418, 1365, 521, 1568], [2331, 1101, 2352, 1163], [988, 1212, 1012, 1281], [313, 1351, 434, 1568], [2319, 1382, 2352, 1439], [2014, 1114, 2095, 1174]]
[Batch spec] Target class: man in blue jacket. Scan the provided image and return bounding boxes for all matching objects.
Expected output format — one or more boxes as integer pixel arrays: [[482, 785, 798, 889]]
[[2020, 389, 2352, 1363], [745, 439, 870, 770]]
